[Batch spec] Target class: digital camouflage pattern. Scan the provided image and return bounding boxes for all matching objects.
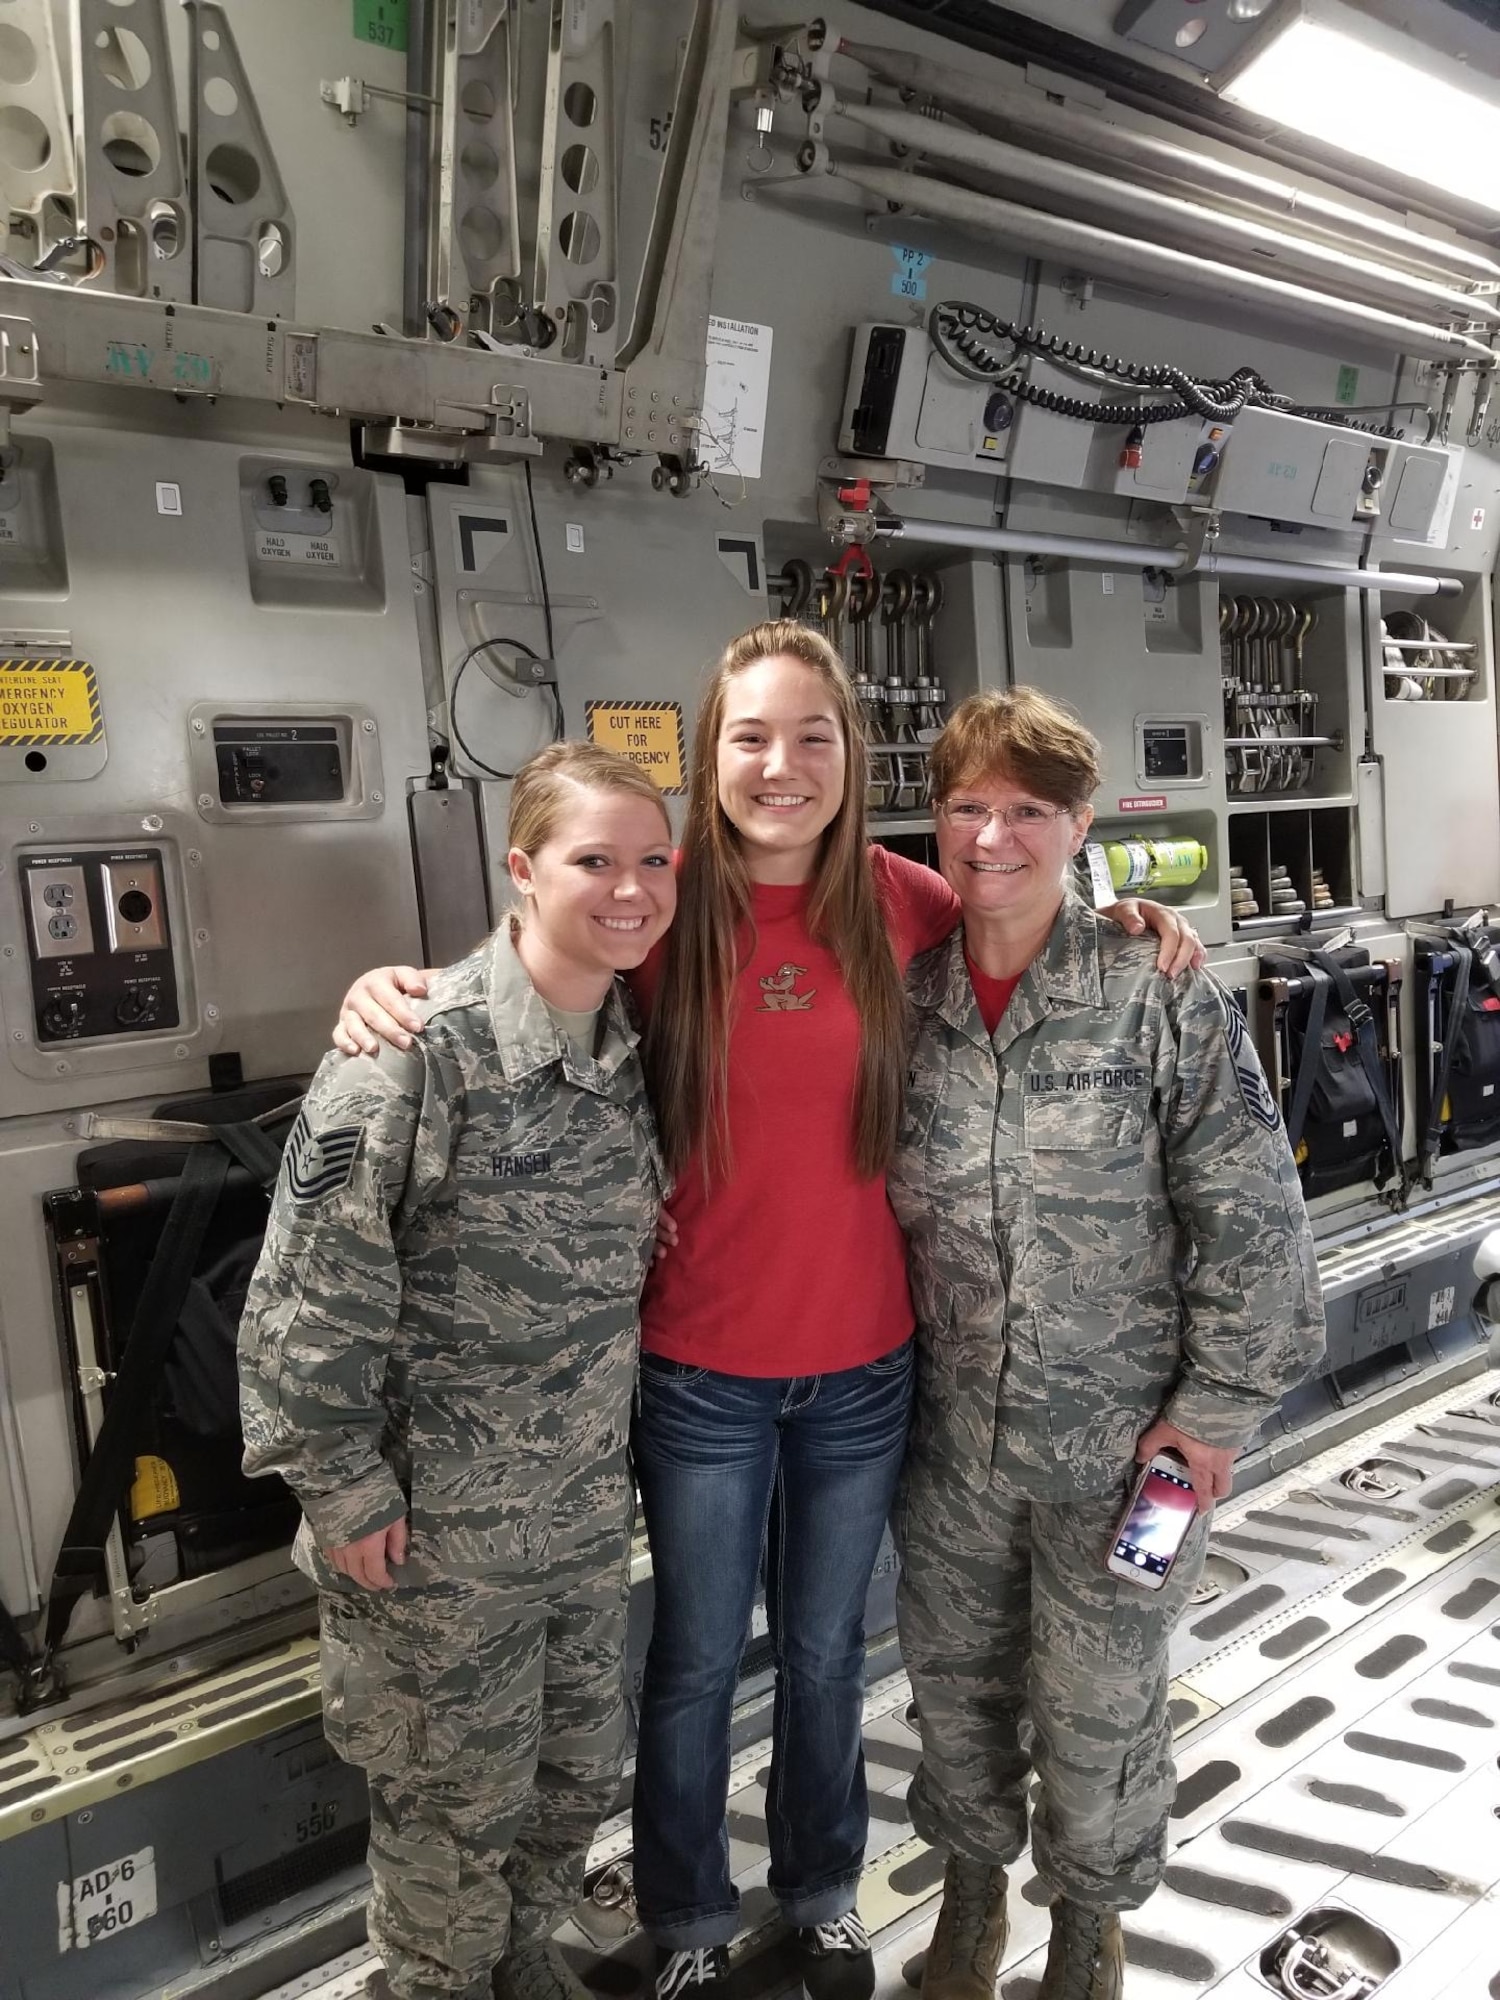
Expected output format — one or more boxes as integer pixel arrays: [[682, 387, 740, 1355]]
[[889, 895, 1324, 1499], [240, 920, 663, 2000], [897, 1458, 1207, 1909], [889, 894, 1325, 1910]]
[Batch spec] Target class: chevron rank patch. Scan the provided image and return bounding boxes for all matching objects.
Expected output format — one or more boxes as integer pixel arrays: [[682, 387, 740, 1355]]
[[285, 1111, 363, 1204], [1218, 987, 1282, 1133]]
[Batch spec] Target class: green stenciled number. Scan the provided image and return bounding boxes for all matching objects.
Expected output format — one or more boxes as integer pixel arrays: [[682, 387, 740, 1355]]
[[353, 0, 408, 52]]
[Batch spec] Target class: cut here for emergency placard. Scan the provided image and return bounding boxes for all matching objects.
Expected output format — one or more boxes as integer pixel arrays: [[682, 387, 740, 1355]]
[[0, 660, 103, 746], [584, 701, 686, 794]]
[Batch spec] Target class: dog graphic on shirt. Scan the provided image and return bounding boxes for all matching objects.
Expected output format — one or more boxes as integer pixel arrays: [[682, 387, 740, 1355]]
[[759, 963, 816, 1011]]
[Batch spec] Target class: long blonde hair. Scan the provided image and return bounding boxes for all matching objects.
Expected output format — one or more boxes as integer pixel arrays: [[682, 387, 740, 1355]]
[[645, 620, 907, 1182]]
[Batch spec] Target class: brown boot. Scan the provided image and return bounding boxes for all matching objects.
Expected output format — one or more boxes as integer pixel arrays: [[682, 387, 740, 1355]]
[[1035, 1902, 1124, 2000], [919, 1855, 1010, 2000]]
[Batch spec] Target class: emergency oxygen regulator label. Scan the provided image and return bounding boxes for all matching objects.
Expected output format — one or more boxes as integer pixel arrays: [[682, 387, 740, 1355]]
[[57, 1847, 157, 1951], [0, 660, 102, 747], [253, 530, 342, 568]]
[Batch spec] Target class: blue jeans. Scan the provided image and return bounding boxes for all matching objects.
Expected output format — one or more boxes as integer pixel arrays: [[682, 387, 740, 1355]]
[[630, 1342, 915, 1947]]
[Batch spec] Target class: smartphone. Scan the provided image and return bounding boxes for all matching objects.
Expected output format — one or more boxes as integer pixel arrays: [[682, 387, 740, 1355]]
[[1107, 1452, 1199, 1589]]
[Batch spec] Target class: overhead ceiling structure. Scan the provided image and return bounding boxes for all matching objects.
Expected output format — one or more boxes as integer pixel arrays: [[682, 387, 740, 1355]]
[[857, 0, 1500, 231]]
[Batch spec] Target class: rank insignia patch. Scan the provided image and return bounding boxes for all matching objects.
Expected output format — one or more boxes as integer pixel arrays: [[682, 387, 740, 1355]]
[[1218, 989, 1282, 1133], [285, 1112, 363, 1203]]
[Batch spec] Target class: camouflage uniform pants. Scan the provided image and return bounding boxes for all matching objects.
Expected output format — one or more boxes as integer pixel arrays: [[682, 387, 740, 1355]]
[[319, 1555, 629, 2000], [894, 1455, 1207, 1911]]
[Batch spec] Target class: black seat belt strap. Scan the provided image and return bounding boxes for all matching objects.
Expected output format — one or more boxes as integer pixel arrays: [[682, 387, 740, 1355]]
[[1306, 949, 1407, 1197], [1422, 942, 1472, 1185], [40, 1137, 236, 1661], [1284, 965, 1329, 1157]]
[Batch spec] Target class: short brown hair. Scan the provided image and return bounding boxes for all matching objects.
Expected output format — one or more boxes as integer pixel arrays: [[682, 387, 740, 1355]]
[[508, 741, 670, 855], [928, 687, 1101, 810]]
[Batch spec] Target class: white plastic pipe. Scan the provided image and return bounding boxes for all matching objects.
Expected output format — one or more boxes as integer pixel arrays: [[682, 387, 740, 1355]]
[[818, 158, 1495, 364]]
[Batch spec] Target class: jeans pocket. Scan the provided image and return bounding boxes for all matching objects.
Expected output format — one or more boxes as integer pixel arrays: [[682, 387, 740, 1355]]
[[640, 1351, 709, 1385], [864, 1337, 916, 1377]]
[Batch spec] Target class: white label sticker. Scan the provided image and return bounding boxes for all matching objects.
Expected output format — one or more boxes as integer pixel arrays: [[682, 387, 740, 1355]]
[[155, 483, 182, 517], [701, 316, 773, 482], [1428, 1285, 1455, 1330], [57, 1846, 157, 1951], [565, 522, 585, 554], [1342, 1119, 1359, 1138], [1101, 573, 1115, 596], [1472, 507, 1487, 532], [1083, 841, 1117, 910], [253, 530, 341, 568]]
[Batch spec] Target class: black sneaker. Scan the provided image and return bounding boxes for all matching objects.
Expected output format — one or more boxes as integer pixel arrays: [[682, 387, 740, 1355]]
[[794, 1914, 876, 2000], [655, 1946, 731, 2000]]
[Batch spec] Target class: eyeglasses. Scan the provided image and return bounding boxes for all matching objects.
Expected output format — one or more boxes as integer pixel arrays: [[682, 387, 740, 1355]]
[[937, 799, 1074, 832]]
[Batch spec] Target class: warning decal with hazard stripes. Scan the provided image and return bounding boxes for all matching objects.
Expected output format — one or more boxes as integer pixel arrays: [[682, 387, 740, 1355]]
[[584, 700, 686, 794], [0, 659, 103, 747]]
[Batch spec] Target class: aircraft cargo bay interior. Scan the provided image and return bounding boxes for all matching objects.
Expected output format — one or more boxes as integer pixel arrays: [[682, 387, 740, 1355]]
[[1, 5, 1500, 2000]]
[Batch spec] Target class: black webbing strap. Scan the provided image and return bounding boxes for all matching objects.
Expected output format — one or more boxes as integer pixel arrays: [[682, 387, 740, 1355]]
[[1305, 948, 1408, 1198], [0, 1597, 31, 1681], [1422, 941, 1472, 1185], [1284, 964, 1330, 1157], [39, 1128, 252, 1663]]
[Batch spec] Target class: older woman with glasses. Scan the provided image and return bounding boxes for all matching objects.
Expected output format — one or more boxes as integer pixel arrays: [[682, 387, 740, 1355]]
[[891, 688, 1324, 2000]]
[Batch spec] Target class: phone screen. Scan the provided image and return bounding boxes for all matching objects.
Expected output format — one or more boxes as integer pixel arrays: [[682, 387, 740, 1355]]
[[1112, 1461, 1197, 1579]]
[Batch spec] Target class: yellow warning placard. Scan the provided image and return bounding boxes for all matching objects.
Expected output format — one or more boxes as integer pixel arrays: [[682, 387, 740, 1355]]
[[585, 700, 686, 794], [0, 659, 102, 747]]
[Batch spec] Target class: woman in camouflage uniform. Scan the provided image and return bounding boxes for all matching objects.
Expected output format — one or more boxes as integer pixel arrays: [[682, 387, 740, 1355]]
[[891, 691, 1324, 2000], [238, 744, 676, 2000]]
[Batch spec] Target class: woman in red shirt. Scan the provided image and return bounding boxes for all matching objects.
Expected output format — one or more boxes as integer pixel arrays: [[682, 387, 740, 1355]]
[[335, 622, 1197, 2000]]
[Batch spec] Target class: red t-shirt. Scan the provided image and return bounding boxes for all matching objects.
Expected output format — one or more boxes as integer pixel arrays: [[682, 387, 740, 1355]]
[[633, 847, 958, 1376], [965, 949, 1020, 1036]]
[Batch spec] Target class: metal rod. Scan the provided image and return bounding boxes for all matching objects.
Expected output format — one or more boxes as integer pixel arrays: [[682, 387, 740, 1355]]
[[402, 0, 433, 339], [828, 95, 1500, 329], [813, 157, 1495, 364], [874, 516, 1466, 597], [1196, 552, 1464, 596], [1223, 736, 1337, 748], [1381, 664, 1475, 679], [1381, 637, 1475, 653], [836, 38, 1500, 290], [874, 517, 1194, 566]]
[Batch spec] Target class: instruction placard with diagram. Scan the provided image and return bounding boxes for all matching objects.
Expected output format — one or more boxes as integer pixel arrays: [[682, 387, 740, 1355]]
[[700, 318, 773, 483]]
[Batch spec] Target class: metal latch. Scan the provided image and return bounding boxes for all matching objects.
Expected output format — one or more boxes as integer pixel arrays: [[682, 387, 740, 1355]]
[[1271, 1929, 1381, 2000]]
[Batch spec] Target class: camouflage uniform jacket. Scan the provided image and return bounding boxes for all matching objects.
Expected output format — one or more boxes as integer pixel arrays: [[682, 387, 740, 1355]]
[[239, 920, 664, 1586], [889, 896, 1325, 1500]]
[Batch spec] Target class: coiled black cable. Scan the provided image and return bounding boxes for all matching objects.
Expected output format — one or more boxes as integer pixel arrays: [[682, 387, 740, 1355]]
[[929, 302, 1401, 436]]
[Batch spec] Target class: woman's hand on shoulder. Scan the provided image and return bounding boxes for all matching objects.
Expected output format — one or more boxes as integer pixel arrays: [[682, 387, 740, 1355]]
[[1104, 899, 1205, 977], [653, 1208, 680, 1262], [326, 1516, 409, 1589], [333, 966, 433, 1057]]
